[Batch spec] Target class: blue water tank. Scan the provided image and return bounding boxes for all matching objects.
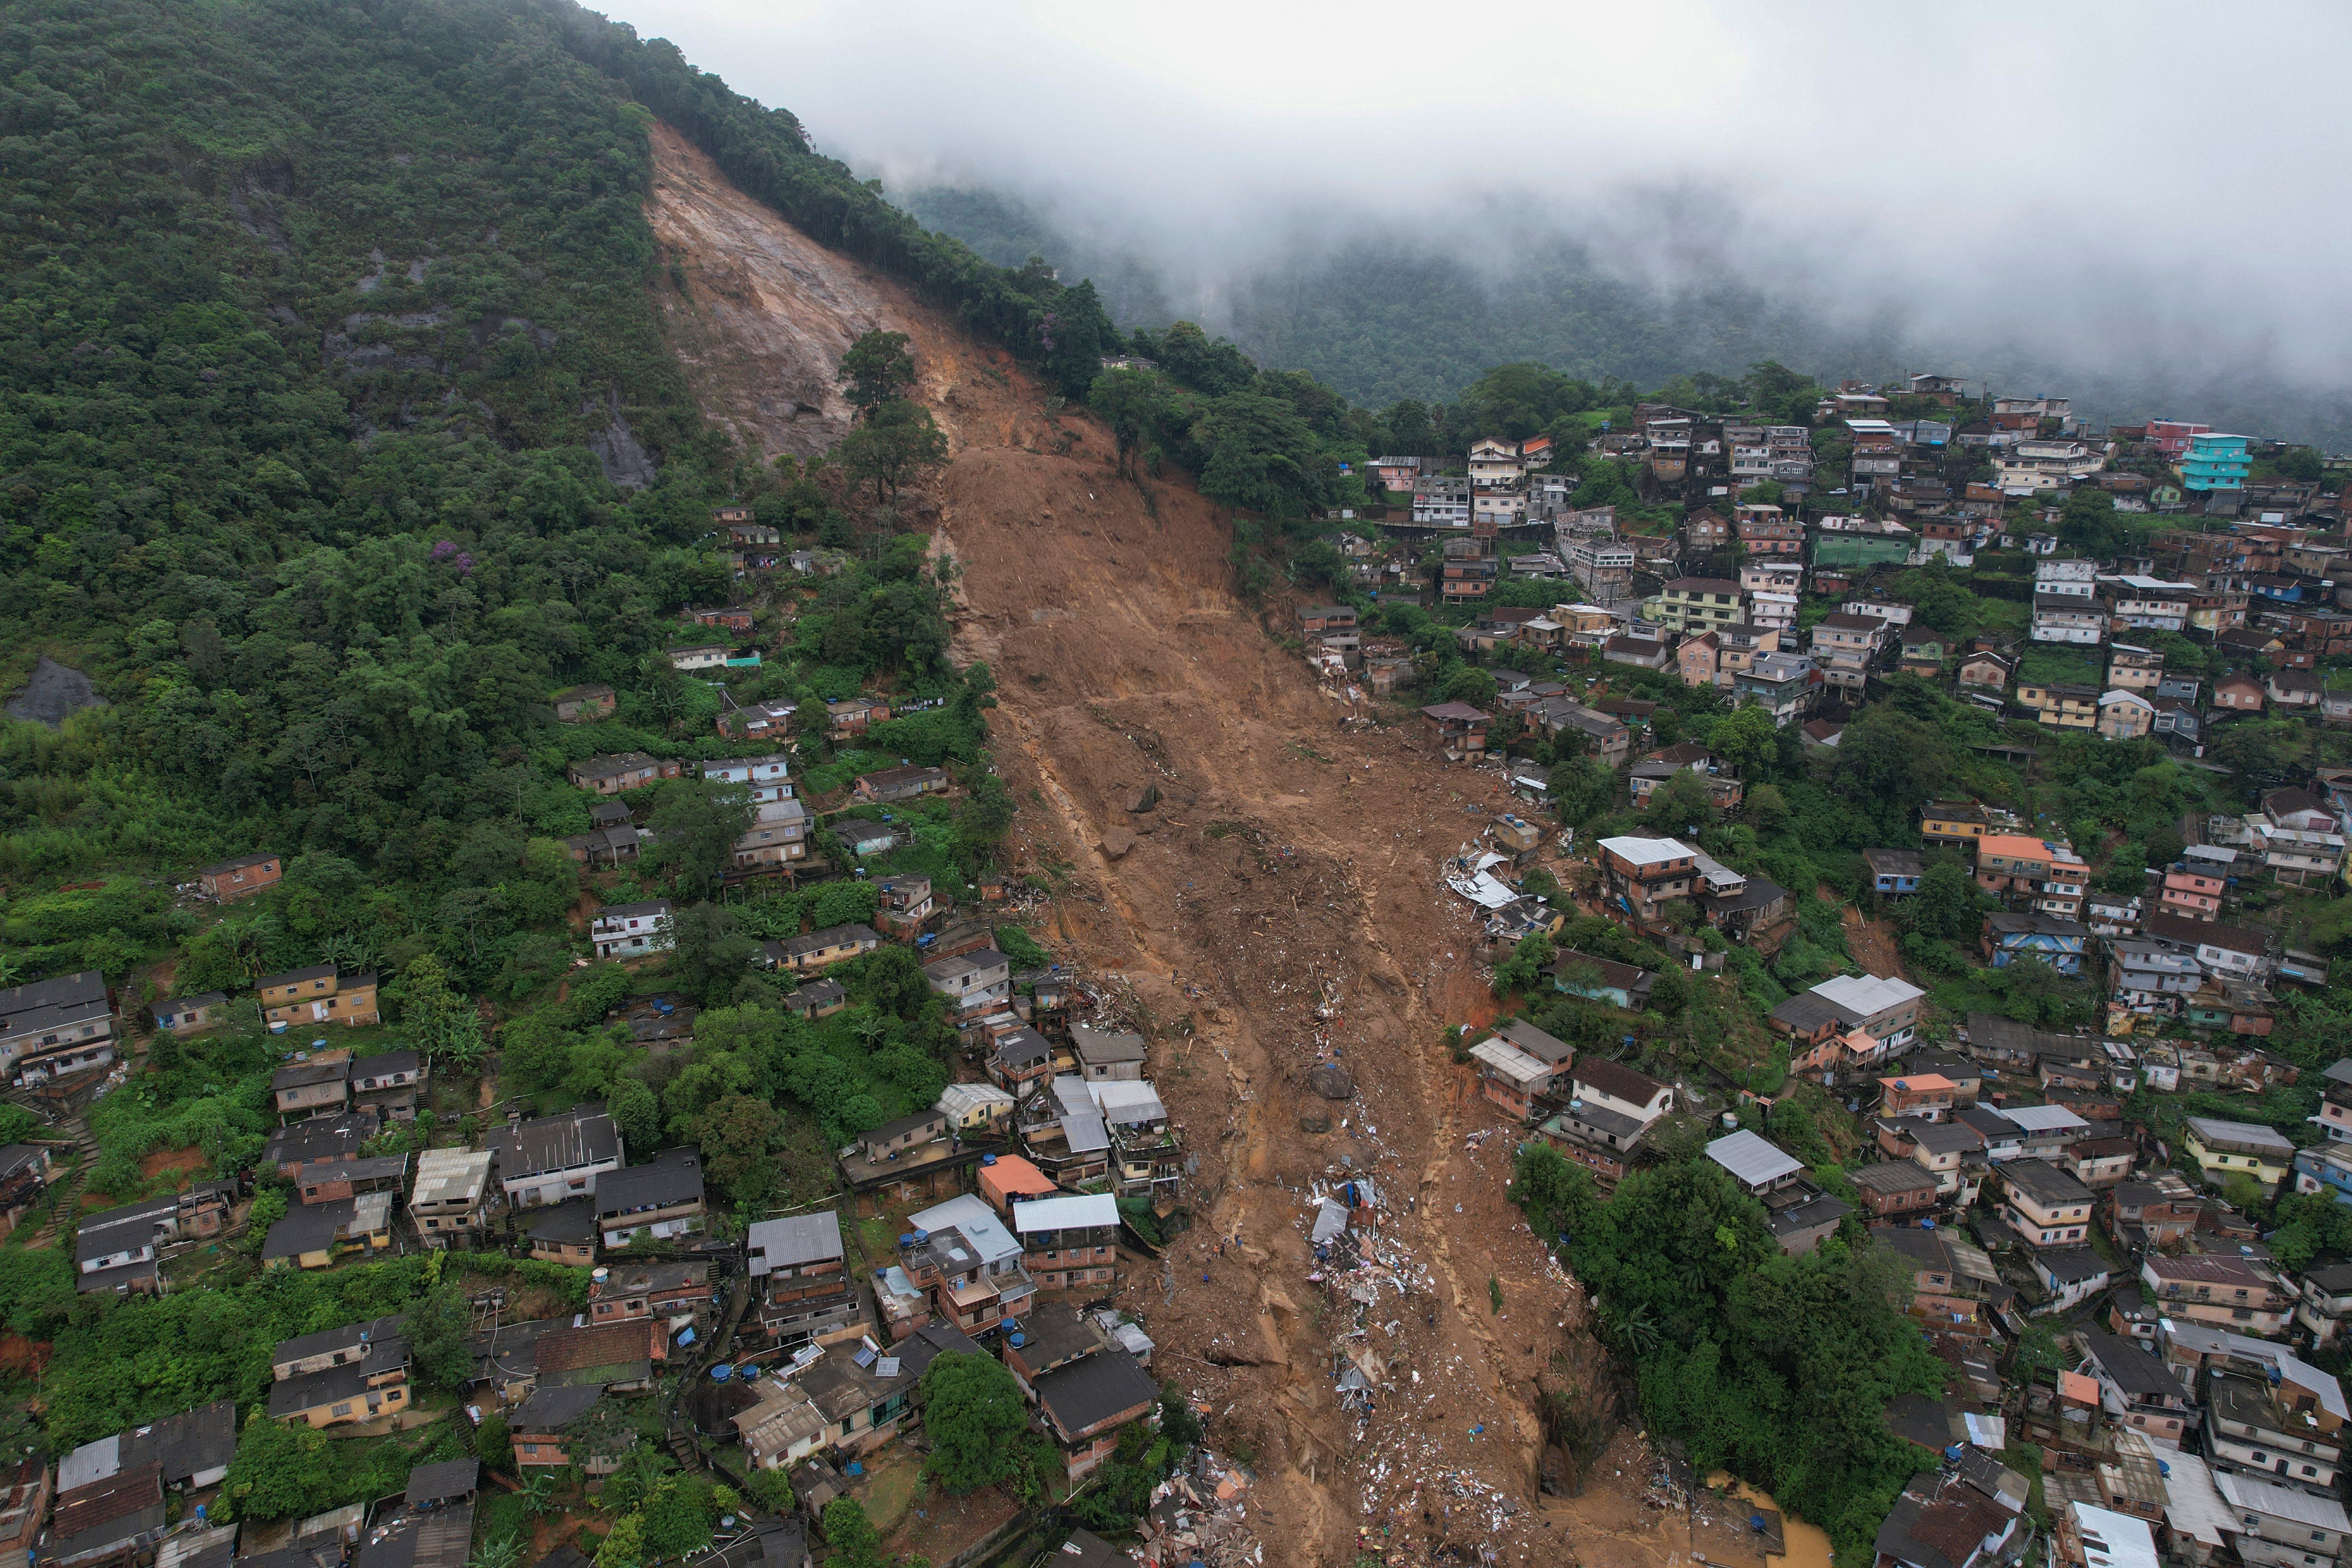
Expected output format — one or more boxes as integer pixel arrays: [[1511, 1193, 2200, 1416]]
[[914, 1229, 930, 1243], [981, 1153, 997, 1166], [710, 1364, 733, 1382], [1009, 1333, 1025, 1348]]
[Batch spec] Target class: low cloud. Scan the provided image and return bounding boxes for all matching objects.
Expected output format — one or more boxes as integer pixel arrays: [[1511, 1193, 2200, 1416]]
[[610, 0, 2352, 428]]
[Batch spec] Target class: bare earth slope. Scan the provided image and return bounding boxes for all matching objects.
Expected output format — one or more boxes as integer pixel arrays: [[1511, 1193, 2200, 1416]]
[[645, 125, 1669, 1568]]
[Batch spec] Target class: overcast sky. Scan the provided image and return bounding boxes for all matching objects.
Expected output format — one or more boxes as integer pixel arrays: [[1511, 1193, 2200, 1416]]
[[607, 0, 2352, 394]]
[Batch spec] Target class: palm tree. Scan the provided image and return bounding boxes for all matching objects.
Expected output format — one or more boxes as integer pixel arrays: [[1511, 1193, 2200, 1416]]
[[1606, 1301, 1661, 1356], [519, 1473, 557, 1518], [469, 1537, 520, 1568]]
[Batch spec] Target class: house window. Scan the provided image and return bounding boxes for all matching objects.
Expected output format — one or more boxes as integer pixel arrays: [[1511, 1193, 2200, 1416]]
[[332, 1403, 353, 1417]]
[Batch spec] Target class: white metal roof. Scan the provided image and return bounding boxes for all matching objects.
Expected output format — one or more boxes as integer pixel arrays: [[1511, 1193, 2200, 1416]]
[[1812, 973, 1924, 1015], [908, 1194, 1021, 1268], [1596, 835, 1695, 866], [937, 1082, 1014, 1113], [2217, 1470, 2352, 1532], [1087, 1080, 1167, 1122], [2002, 1104, 2090, 1134], [2066, 1503, 2159, 1568], [1706, 1129, 1804, 1188], [1468, 1039, 1550, 1086], [1009, 1194, 1119, 1233], [2158, 1450, 2232, 1549]]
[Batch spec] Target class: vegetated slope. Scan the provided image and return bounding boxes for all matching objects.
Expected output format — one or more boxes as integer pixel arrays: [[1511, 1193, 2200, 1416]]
[[650, 130, 1628, 1567]]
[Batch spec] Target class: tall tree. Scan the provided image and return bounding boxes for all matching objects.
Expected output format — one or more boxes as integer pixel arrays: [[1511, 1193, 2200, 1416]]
[[661, 902, 758, 1005], [838, 399, 949, 501], [646, 781, 753, 901], [837, 330, 915, 419], [405, 1282, 474, 1390], [918, 1352, 1033, 1495]]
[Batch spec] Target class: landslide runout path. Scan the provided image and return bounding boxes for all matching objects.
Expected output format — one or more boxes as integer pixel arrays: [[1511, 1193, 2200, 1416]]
[[644, 122, 1643, 1566]]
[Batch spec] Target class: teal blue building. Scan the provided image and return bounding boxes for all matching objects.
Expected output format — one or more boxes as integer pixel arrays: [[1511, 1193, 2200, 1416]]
[[2180, 431, 2250, 491]]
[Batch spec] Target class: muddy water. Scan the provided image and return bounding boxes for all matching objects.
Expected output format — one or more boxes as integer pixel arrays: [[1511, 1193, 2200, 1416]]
[[1708, 1474, 1838, 1568]]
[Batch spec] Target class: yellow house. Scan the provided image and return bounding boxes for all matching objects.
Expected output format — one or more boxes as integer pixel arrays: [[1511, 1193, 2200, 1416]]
[[2096, 690, 2155, 740], [2181, 1116, 2293, 1191], [258, 965, 381, 1028], [267, 1359, 410, 1429], [2015, 682, 2099, 729], [1921, 801, 1989, 847]]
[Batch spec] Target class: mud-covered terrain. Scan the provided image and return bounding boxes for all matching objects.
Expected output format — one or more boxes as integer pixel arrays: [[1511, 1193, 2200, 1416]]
[[645, 125, 1707, 1567]]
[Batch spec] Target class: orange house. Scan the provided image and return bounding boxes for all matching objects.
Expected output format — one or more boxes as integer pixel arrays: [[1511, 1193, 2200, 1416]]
[[199, 852, 282, 904], [978, 1155, 1057, 1216]]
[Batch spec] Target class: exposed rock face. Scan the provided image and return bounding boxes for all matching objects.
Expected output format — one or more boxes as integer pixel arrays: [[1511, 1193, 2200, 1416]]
[[1307, 1063, 1356, 1101], [642, 122, 1047, 461], [7, 656, 105, 728]]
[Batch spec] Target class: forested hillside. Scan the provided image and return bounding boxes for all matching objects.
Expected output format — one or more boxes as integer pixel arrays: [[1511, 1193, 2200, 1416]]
[[0, 0, 1128, 912]]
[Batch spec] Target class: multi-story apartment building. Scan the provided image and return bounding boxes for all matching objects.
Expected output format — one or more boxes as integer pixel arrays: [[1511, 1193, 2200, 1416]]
[[1733, 650, 1819, 726], [2016, 681, 2100, 728], [748, 1212, 867, 1348], [1713, 623, 1779, 687], [2162, 868, 2227, 922], [1997, 1158, 2095, 1247], [2183, 1117, 2295, 1192], [1734, 505, 1804, 556], [1650, 577, 1743, 633], [2206, 1368, 2343, 1494], [2031, 595, 2108, 645], [699, 753, 793, 801], [1810, 612, 1883, 695], [2181, 432, 2251, 492], [1563, 539, 1635, 603], [1594, 835, 1698, 921], [2142, 1252, 2291, 1335], [410, 1148, 493, 1249], [1010, 1192, 1120, 1291], [2107, 644, 2164, 690]]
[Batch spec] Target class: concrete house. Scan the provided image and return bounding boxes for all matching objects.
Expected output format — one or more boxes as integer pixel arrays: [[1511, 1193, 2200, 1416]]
[[197, 852, 281, 904], [592, 900, 673, 960], [152, 992, 229, 1037], [257, 965, 381, 1029], [925, 949, 1011, 1016], [1997, 1158, 2095, 1247], [411, 1148, 494, 1249], [491, 1105, 623, 1209], [567, 753, 681, 795], [551, 684, 617, 722], [595, 1149, 707, 1249]]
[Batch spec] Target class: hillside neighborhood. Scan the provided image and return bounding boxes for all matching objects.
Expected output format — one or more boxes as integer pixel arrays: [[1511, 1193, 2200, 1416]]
[[9, 287, 2352, 1568], [1280, 380, 2352, 1568]]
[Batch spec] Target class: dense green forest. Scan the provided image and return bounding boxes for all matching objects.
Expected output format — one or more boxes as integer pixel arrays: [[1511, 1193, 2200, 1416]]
[[0, 0, 1128, 915]]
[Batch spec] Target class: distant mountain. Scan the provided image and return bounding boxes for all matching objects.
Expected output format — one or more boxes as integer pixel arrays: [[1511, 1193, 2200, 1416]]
[[900, 183, 2352, 448], [896, 184, 1176, 334]]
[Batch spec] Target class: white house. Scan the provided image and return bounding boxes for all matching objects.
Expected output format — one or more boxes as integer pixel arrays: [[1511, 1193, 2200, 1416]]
[[699, 753, 793, 801], [592, 900, 673, 960]]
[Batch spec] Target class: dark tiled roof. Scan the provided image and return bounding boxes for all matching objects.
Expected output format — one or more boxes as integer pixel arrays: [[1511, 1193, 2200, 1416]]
[[511, 1384, 604, 1432], [2083, 1331, 2186, 1402], [404, 1459, 480, 1506], [594, 1152, 704, 1219], [1033, 1346, 1156, 1439], [1569, 1057, 1667, 1107]]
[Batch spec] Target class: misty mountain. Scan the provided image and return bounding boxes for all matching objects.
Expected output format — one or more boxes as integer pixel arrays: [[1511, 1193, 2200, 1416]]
[[900, 179, 2352, 449]]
